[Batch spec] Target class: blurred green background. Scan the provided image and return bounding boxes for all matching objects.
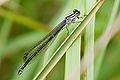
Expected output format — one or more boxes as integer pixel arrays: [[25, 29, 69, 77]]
[[0, 0, 120, 80]]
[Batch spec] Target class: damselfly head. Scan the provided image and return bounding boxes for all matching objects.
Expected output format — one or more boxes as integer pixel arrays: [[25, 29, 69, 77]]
[[73, 9, 80, 16]]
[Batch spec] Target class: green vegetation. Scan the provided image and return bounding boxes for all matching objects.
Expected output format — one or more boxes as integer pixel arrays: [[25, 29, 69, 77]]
[[0, 0, 120, 80]]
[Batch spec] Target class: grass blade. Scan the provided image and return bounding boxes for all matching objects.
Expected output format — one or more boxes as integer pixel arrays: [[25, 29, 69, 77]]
[[84, 0, 96, 80], [95, 0, 120, 79], [0, 8, 50, 32], [64, 0, 83, 80], [0, 0, 20, 58]]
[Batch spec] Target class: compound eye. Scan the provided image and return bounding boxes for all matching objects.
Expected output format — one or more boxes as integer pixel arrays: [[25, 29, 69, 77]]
[[73, 9, 77, 13], [75, 11, 79, 14], [73, 9, 80, 14]]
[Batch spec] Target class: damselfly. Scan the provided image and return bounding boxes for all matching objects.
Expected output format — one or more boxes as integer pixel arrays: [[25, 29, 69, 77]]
[[18, 9, 84, 75]]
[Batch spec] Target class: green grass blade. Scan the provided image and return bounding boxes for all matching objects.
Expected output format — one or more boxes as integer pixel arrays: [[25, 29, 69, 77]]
[[0, 8, 50, 32], [64, 0, 84, 80], [0, 0, 20, 58], [95, 0, 120, 79], [84, 0, 96, 80], [65, 37, 81, 80], [33, 0, 104, 80]]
